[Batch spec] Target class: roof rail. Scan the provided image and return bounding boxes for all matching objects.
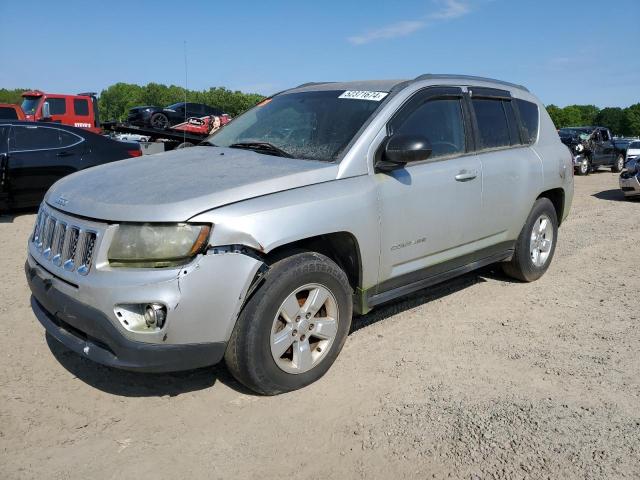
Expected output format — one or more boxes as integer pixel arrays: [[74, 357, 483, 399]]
[[293, 81, 336, 89], [412, 74, 529, 92]]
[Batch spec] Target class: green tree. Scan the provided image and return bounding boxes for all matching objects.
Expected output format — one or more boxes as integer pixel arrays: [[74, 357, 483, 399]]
[[594, 107, 627, 136], [623, 103, 640, 137], [0, 88, 30, 105]]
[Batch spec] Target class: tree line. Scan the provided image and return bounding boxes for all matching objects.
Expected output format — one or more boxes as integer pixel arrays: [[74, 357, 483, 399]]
[[546, 103, 640, 137], [1, 84, 639, 136]]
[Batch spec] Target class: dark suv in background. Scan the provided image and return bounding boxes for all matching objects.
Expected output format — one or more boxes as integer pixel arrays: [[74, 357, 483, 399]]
[[127, 102, 223, 130]]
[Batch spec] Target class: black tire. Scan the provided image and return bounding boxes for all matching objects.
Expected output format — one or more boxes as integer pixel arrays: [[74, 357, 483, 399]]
[[150, 112, 169, 130], [224, 252, 353, 395], [176, 142, 193, 149], [502, 198, 558, 282], [576, 157, 590, 176], [611, 154, 624, 173]]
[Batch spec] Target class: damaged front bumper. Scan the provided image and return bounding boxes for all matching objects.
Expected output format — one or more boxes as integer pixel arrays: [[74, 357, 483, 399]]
[[26, 204, 263, 372]]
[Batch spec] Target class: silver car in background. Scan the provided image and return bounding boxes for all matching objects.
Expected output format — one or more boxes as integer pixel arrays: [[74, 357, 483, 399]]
[[26, 75, 574, 394], [620, 140, 640, 197]]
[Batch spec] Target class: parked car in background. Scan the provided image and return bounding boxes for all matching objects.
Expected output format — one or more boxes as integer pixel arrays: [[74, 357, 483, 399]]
[[127, 102, 223, 130], [0, 104, 26, 120], [619, 155, 640, 198], [26, 75, 573, 395], [0, 122, 140, 211], [625, 140, 640, 165], [559, 126, 626, 175]]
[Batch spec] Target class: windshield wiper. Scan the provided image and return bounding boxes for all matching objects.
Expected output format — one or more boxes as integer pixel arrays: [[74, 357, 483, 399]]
[[199, 140, 218, 147], [228, 142, 292, 158]]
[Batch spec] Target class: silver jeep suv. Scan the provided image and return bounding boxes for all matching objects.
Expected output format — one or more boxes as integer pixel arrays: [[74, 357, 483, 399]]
[[26, 75, 574, 394]]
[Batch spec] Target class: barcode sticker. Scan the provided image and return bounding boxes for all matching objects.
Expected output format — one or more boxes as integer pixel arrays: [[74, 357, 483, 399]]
[[338, 91, 388, 101]]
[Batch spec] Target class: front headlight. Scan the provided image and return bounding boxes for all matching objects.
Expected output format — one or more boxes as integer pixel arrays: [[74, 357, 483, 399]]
[[108, 224, 211, 268]]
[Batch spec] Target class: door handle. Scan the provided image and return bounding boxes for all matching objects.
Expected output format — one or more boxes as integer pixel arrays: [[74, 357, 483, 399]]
[[455, 170, 478, 182], [56, 151, 73, 157]]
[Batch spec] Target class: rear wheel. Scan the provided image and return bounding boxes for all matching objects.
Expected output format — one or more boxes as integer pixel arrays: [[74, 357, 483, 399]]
[[612, 154, 624, 173], [150, 112, 169, 130], [225, 252, 353, 395], [502, 198, 558, 282]]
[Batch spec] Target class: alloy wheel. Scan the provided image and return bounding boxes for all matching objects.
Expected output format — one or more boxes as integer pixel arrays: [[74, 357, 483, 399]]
[[270, 283, 339, 374], [530, 214, 554, 267]]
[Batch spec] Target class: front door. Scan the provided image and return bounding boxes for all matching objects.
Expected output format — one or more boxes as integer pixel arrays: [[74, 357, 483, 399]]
[[376, 87, 483, 293]]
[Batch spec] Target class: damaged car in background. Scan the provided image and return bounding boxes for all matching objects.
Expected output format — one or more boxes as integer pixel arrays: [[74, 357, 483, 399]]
[[25, 75, 573, 395], [559, 126, 626, 175]]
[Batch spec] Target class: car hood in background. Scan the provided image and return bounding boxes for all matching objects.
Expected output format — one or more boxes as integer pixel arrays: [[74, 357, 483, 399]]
[[44, 147, 339, 222]]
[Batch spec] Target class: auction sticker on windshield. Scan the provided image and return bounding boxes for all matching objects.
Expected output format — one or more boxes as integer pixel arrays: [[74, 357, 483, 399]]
[[338, 91, 388, 101]]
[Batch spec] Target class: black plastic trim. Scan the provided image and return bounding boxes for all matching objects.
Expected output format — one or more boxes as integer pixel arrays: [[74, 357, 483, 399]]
[[367, 241, 514, 308]]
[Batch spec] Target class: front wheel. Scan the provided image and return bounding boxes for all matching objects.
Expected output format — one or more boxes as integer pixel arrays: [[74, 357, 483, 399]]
[[225, 252, 353, 395], [612, 154, 624, 173], [577, 157, 590, 175], [502, 198, 558, 282], [150, 112, 169, 130]]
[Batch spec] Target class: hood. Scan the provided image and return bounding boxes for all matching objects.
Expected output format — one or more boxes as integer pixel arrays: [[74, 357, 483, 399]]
[[45, 146, 339, 222]]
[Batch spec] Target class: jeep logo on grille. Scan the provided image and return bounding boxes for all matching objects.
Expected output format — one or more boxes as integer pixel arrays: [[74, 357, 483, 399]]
[[55, 195, 69, 207]]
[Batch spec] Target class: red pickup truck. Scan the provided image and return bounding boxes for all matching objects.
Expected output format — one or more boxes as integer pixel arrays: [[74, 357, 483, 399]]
[[19, 90, 101, 134]]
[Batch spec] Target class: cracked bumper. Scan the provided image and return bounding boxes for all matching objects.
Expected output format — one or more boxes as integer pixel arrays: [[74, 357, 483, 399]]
[[26, 250, 263, 372]]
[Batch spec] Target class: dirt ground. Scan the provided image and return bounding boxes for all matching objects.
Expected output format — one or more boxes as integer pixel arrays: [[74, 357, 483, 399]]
[[1, 171, 639, 479]]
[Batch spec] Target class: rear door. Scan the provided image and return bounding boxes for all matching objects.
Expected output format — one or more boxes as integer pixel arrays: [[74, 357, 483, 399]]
[[467, 89, 542, 242], [376, 87, 483, 292], [8, 125, 84, 207]]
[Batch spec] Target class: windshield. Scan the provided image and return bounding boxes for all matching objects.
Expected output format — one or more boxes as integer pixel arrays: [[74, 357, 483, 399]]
[[206, 90, 384, 161], [21, 96, 41, 115]]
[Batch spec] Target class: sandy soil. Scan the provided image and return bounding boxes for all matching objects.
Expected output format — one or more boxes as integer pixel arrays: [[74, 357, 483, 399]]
[[1, 171, 639, 479]]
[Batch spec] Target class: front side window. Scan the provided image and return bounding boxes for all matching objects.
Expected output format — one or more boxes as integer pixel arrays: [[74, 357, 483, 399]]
[[74, 99, 89, 116], [207, 90, 383, 161], [515, 99, 539, 144], [9, 126, 61, 151], [47, 98, 66, 115], [472, 98, 511, 149], [600, 129, 611, 142], [392, 98, 466, 159]]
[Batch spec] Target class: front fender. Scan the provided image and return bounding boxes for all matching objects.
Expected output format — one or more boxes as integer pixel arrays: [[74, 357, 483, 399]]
[[189, 176, 380, 289]]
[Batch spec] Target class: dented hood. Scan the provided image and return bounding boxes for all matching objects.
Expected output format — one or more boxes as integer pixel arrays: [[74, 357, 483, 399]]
[[45, 146, 338, 222]]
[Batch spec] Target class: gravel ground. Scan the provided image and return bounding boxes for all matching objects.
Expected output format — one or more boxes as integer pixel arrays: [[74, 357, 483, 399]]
[[1, 171, 639, 479]]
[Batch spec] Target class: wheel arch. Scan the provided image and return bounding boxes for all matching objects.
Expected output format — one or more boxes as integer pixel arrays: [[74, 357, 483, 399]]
[[537, 188, 565, 225], [264, 231, 363, 295]]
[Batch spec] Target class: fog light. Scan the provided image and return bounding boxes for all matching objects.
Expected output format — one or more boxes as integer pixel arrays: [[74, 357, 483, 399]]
[[144, 303, 167, 328]]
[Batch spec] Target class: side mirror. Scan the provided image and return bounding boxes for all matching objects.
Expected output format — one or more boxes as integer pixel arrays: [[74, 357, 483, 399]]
[[41, 101, 51, 119], [378, 134, 432, 170]]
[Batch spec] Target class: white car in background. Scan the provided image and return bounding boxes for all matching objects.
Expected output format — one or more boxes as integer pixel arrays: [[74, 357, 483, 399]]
[[626, 140, 640, 165]]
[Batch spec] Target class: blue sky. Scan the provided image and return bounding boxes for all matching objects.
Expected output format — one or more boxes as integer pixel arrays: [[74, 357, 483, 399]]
[[1, 0, 638, 107]]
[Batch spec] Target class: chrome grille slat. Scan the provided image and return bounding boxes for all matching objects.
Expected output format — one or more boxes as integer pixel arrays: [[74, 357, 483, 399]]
[[30, 206, 100, 276]]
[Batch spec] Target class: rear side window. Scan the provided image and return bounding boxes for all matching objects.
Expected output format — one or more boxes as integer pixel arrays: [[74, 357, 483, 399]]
[[47, 98, 66, 115], [74, 99, 89, 116], [0, 107, 18, 119], [472, 98, 510, 149], [515, 99, 539, 144], [394, 98, 466, 159], [9, 126, 61, 151], [58, 130, 83, 148]]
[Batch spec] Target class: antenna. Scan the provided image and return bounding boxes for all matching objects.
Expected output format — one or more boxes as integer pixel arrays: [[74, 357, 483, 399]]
[[183, 40, 188, 144]]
